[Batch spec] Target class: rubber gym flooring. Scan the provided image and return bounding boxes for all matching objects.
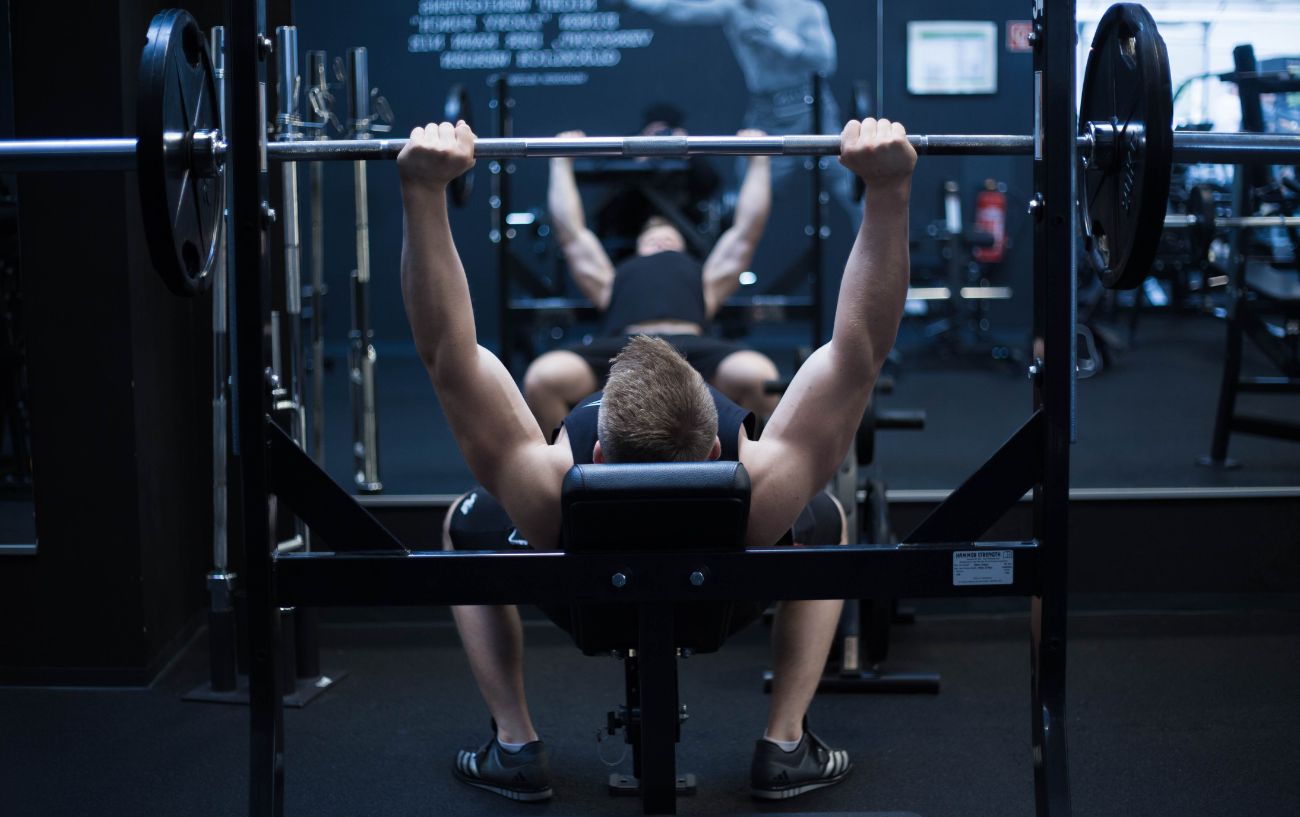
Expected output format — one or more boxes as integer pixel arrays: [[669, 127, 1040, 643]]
[[3, 601, 1298, 816]]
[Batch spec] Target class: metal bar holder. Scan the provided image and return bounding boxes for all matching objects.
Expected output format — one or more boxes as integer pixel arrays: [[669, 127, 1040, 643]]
[[305, 49, 328, 465], [275, 26, 310, 541], [205, 24, 236, 696], [346, 47, 382, 493]]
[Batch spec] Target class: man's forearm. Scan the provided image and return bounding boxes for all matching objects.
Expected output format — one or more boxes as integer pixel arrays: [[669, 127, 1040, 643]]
[[400, 186, 478, 377], [830, 183, 911, 373], [547, 159, 587, 243], [732, 156, 771, 240], [701, 156, 769, 309]]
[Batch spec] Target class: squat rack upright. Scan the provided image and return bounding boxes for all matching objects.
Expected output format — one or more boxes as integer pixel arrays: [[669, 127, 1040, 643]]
[[222, 2, 1075, 816]]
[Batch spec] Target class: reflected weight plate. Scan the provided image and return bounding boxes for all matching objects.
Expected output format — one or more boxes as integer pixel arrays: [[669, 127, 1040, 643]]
[[1079, 3, 1173, 290], [137, 9, 222, 297], [444, 84, 474, 207]]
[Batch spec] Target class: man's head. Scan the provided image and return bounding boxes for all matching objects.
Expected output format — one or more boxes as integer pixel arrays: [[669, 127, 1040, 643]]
[[635, 215, 687, 256], [596, 335, 721, 463]]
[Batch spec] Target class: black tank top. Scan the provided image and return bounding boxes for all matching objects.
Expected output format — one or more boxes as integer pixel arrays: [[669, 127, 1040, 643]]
[[559, 384, 755, 464], [601, 251, 708, 335]]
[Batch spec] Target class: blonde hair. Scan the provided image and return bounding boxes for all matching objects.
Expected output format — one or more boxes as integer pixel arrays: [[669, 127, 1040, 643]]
[[597, 336, 719, 463]]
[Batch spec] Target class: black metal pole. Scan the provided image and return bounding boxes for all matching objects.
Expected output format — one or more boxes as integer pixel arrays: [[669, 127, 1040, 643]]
[[637, 603, 678, 814], [230, 2, 284, 815], [1030, 2, 1073, 816]]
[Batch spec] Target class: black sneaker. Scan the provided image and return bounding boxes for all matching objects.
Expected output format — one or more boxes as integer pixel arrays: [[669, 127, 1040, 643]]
[[750, 730, 852, 800], [452, 735, 554, 802]]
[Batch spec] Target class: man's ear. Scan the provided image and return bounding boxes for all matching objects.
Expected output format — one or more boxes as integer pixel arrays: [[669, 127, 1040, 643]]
[[593, 440, 605, 463], [708, 436, 722, 461]]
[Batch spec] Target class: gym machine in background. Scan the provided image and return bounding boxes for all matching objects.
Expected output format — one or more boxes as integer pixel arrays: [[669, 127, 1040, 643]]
[[1200, 45, 1300, 467], [907, 177, 1019, 364]]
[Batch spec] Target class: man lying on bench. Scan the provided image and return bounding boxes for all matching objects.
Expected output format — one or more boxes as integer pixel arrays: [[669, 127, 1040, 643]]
[[396, 117, 915, 802]]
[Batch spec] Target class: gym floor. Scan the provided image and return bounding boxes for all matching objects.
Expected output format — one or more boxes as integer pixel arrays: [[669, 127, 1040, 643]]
[[4, 601, 1298, 816]]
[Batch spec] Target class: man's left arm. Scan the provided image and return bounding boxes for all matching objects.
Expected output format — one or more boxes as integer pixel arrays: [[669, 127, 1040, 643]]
[[701, 130, 771, 318]]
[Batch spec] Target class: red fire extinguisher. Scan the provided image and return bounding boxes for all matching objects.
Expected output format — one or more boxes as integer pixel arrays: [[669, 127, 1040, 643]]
[[972, 179, 1007, 264]]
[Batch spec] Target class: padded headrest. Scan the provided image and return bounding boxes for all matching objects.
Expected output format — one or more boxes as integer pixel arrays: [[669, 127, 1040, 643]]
[[561, 461, 750, 552]]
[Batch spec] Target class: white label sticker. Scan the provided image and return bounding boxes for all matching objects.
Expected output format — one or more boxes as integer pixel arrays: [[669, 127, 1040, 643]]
[[953, 550, 1014, 586], [1033, 71, 1042, 161]]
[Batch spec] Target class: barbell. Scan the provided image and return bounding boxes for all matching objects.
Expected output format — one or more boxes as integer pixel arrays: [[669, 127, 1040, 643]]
[[8, 129, 1299, 168], [2, 4, 1299, 297]]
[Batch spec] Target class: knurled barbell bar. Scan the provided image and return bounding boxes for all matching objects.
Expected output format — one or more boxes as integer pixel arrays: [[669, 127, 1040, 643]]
[[2, 4, 1298, 297], [6, 129, 1300, 168]]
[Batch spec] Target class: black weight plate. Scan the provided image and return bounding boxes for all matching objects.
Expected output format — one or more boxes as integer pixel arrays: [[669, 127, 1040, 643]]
[[138, 9, 222, 297], [1079, 3, 1173, 290], [444, 84, 474, 206]]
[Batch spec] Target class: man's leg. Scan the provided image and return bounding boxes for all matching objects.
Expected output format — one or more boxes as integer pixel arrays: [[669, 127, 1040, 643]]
[[711, 349, 780, 420], [764, 493, 847, 741], [765, 598, 844, 740], [442, 492, 539, 745], [751, 494, 851, 800], [523, 349, 599, 436]]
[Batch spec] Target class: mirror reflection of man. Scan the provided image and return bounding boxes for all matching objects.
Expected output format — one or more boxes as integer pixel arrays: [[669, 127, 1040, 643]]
[[627, 0, 857, 212]]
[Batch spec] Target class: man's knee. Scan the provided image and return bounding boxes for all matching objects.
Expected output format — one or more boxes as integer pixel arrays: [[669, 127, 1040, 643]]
[[523, 350, 595, 399], [714, 349, 779, 386], [791, 491, 847, 547]]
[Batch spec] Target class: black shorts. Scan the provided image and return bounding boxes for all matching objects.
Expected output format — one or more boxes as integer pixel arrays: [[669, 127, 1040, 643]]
[[445, 486, 843, 552], [565, 334, 746, 383], [445, 486, 844, 638]]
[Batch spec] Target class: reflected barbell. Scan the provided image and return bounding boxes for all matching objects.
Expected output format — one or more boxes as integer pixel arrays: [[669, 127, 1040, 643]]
[[1164, 214, 1300, 229]]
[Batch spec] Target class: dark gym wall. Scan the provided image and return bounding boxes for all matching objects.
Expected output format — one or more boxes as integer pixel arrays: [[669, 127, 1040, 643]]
[[294, 0, 1034, 352], [0, 0, 235, 685]]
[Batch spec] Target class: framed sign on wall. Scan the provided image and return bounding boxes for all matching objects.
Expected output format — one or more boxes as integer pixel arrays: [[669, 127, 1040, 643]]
[[906, 20, 998, 95]]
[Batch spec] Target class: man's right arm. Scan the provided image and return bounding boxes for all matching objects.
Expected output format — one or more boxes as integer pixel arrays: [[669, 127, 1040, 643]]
[[547, 131, 616, 310], [740, 119, 915, 546], [398, 121, 569, 546]]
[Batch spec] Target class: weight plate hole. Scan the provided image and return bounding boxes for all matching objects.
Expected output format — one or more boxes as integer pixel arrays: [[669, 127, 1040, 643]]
[[182, 23, 203, 69], [1092, 222, 1110, 266], [1120, 35, 1137, 69], [182, 240, 202, 279]]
